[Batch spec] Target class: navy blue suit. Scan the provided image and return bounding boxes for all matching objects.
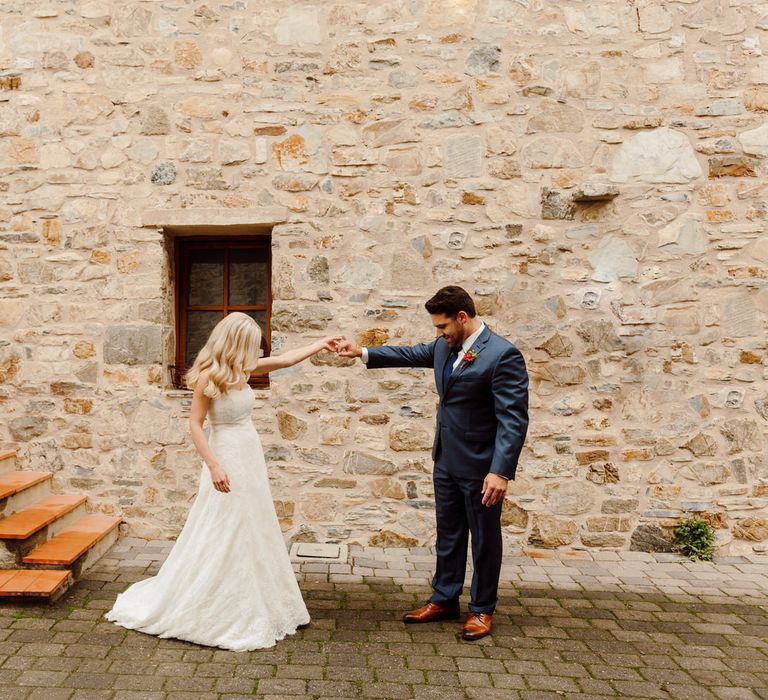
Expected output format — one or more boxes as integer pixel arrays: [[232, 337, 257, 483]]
[[367, 326, 529, 613]]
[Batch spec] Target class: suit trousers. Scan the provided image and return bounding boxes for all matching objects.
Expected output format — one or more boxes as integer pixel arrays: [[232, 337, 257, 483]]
[[429, 459, 503, 614]]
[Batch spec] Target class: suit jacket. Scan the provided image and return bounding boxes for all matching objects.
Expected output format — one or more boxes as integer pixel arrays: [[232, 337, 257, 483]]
[[366, 326, 529, 480]]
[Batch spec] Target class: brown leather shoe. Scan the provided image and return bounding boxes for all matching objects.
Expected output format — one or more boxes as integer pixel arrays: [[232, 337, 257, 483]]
[[462, 612, 493, 640], [402, 601, 460, 624]]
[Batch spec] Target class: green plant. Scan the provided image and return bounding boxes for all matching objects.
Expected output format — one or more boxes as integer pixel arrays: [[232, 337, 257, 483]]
[[674, 516, 715, 561]]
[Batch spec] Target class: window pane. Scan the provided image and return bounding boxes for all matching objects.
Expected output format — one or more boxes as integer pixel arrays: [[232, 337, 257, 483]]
[[244, 310, 269, 355], [185, 311, 223, 366], [187, 249, 224, 306], [229, 248, 268, 306]]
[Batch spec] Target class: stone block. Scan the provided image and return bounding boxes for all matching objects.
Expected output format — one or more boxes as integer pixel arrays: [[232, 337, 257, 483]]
[[571, 182, 619, 202], [370, 477, 405, 500], [588, 236, 637, 282], [528, 514, 578, 548], [738, 123, 768, 157], [318, 415, 350, 446], [488, 157, 521, 179], [9, 416, 48, 441], [527, 102, 584, 133], [576, 320, 623, 354], [389, 424, 432, 452], [140, 106, 170, 136], [276, 6, 322, 45], [581, 533, 626, 547], [362, 119, 416, 148], [271, 304, 332, 332], [358, 328, 389, 347], [443, 135, 483, 178], [543, 363, 586, 386], [74, 51, 94, 68], [587, 515, 631, 532], [720, 419, 762, 454], [541, 188, 575, 220], [368, 529, 418, 547], [602, 497, 638, 514], [501, 500, 529, 529], [733, 517, 768, 541], [744, 86, 768, 112], [174, 40, 202, 69], [629, 523, 674, 553], [709, 156, 758, 178], [465, 46, 501, 76], [522, 136, 585, 169], [694, 99, 744, 117], [103, 325, 163, 365], [150, 162, 176, 186], [681, 432, 717, 457], [612, 128, 701, 183], [301, 493, 337, 521], [277, 410, 307, 440], [314, 478, 356, 489], [536, 333, 573, 358], [335, 257, 384, 291], [543, 481, 595, 515], [343, 451, 396, 476]]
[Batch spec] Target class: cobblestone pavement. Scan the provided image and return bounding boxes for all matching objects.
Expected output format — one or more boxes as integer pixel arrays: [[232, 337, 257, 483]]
[[2, 539, 768, 699]]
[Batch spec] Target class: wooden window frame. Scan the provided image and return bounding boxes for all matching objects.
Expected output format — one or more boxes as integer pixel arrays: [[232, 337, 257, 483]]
[[172, 235, 272, 389]]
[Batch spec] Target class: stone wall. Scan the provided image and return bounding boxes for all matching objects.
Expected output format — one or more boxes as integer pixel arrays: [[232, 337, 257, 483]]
[[1, 0, 768, 553]]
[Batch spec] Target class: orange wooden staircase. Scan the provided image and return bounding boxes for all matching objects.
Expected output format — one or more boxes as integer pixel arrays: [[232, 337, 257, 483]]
[[0, 449, 121, 601]]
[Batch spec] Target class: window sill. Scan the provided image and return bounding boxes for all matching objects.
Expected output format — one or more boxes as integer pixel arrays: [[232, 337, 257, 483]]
[[163, 387, 272, 400], [164, 389, 193, 399]]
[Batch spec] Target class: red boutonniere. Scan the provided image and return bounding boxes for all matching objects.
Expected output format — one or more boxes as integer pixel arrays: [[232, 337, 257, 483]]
[[461, 350, 479, 367]]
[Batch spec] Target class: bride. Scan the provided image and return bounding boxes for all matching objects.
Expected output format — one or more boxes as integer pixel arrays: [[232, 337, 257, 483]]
[[106, 312, 341, 651]]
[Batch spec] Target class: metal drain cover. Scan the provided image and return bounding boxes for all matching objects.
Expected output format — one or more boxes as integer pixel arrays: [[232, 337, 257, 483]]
[[290, 542, 348, 562]]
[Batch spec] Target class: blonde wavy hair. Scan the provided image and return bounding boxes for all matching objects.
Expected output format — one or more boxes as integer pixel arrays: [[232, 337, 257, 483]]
[[185, 312, 262, 399]]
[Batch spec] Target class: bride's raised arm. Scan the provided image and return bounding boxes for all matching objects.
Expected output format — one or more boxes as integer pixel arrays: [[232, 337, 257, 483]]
[[250, 336, 343, 375]]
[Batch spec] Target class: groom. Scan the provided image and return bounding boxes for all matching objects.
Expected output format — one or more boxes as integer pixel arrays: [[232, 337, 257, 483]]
[[338, 286, 528, 640]]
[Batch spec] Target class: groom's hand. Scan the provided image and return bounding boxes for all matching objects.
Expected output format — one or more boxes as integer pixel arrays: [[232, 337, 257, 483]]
[[481, 473, 508, 507], [337, 339, 362, 358]]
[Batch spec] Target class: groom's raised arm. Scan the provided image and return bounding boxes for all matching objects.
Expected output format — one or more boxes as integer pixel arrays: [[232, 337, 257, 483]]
[[366, 340, 437, 369], [338, 338, 437, 369]]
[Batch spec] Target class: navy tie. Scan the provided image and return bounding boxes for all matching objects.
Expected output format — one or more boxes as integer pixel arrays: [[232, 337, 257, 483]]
[[443, 348, 459, 389]]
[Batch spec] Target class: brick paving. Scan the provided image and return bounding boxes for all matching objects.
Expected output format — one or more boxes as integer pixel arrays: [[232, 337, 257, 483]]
[[2, 539, 768, 699]]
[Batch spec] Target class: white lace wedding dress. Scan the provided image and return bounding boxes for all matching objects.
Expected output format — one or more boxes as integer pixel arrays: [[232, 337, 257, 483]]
[[106, 386, 310, 651]]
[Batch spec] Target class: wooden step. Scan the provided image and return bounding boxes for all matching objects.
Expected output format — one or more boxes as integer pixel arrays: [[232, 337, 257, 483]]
[[0, 495, 87, 540], [0, 451, 16, 476], [0, 569, 71, 597], [0, 472, 52, 501], [23, 515, 122, 566]]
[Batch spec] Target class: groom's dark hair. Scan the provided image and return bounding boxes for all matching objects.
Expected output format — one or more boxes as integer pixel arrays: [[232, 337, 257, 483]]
[[425, 286, 477, 318]]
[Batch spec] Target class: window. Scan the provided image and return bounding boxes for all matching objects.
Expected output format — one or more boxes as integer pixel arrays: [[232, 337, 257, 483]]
[[172, 236, 271, 388]]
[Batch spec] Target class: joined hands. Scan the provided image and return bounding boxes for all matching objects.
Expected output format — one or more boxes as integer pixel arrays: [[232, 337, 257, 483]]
[[320, 337, 362, 358], [335, 338, 362, 358]]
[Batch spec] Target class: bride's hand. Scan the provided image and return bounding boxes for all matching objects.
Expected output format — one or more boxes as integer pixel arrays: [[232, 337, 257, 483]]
[[209, 465, 231, 493], [321, 336, 344, 353]]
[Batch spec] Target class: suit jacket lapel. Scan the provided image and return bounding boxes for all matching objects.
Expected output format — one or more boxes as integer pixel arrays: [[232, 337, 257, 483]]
[[444, 326, 492, 396], [437, 341, 452, 396]]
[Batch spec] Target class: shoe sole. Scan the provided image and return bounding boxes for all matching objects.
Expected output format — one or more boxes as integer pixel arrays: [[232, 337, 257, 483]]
[[402, 611, 461, 624], [462, 631, 491, 640]]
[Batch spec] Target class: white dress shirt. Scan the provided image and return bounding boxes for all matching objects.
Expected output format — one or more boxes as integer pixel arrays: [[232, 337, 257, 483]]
[[451, 322, 486, 372], [361, 321, 486, 368]]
